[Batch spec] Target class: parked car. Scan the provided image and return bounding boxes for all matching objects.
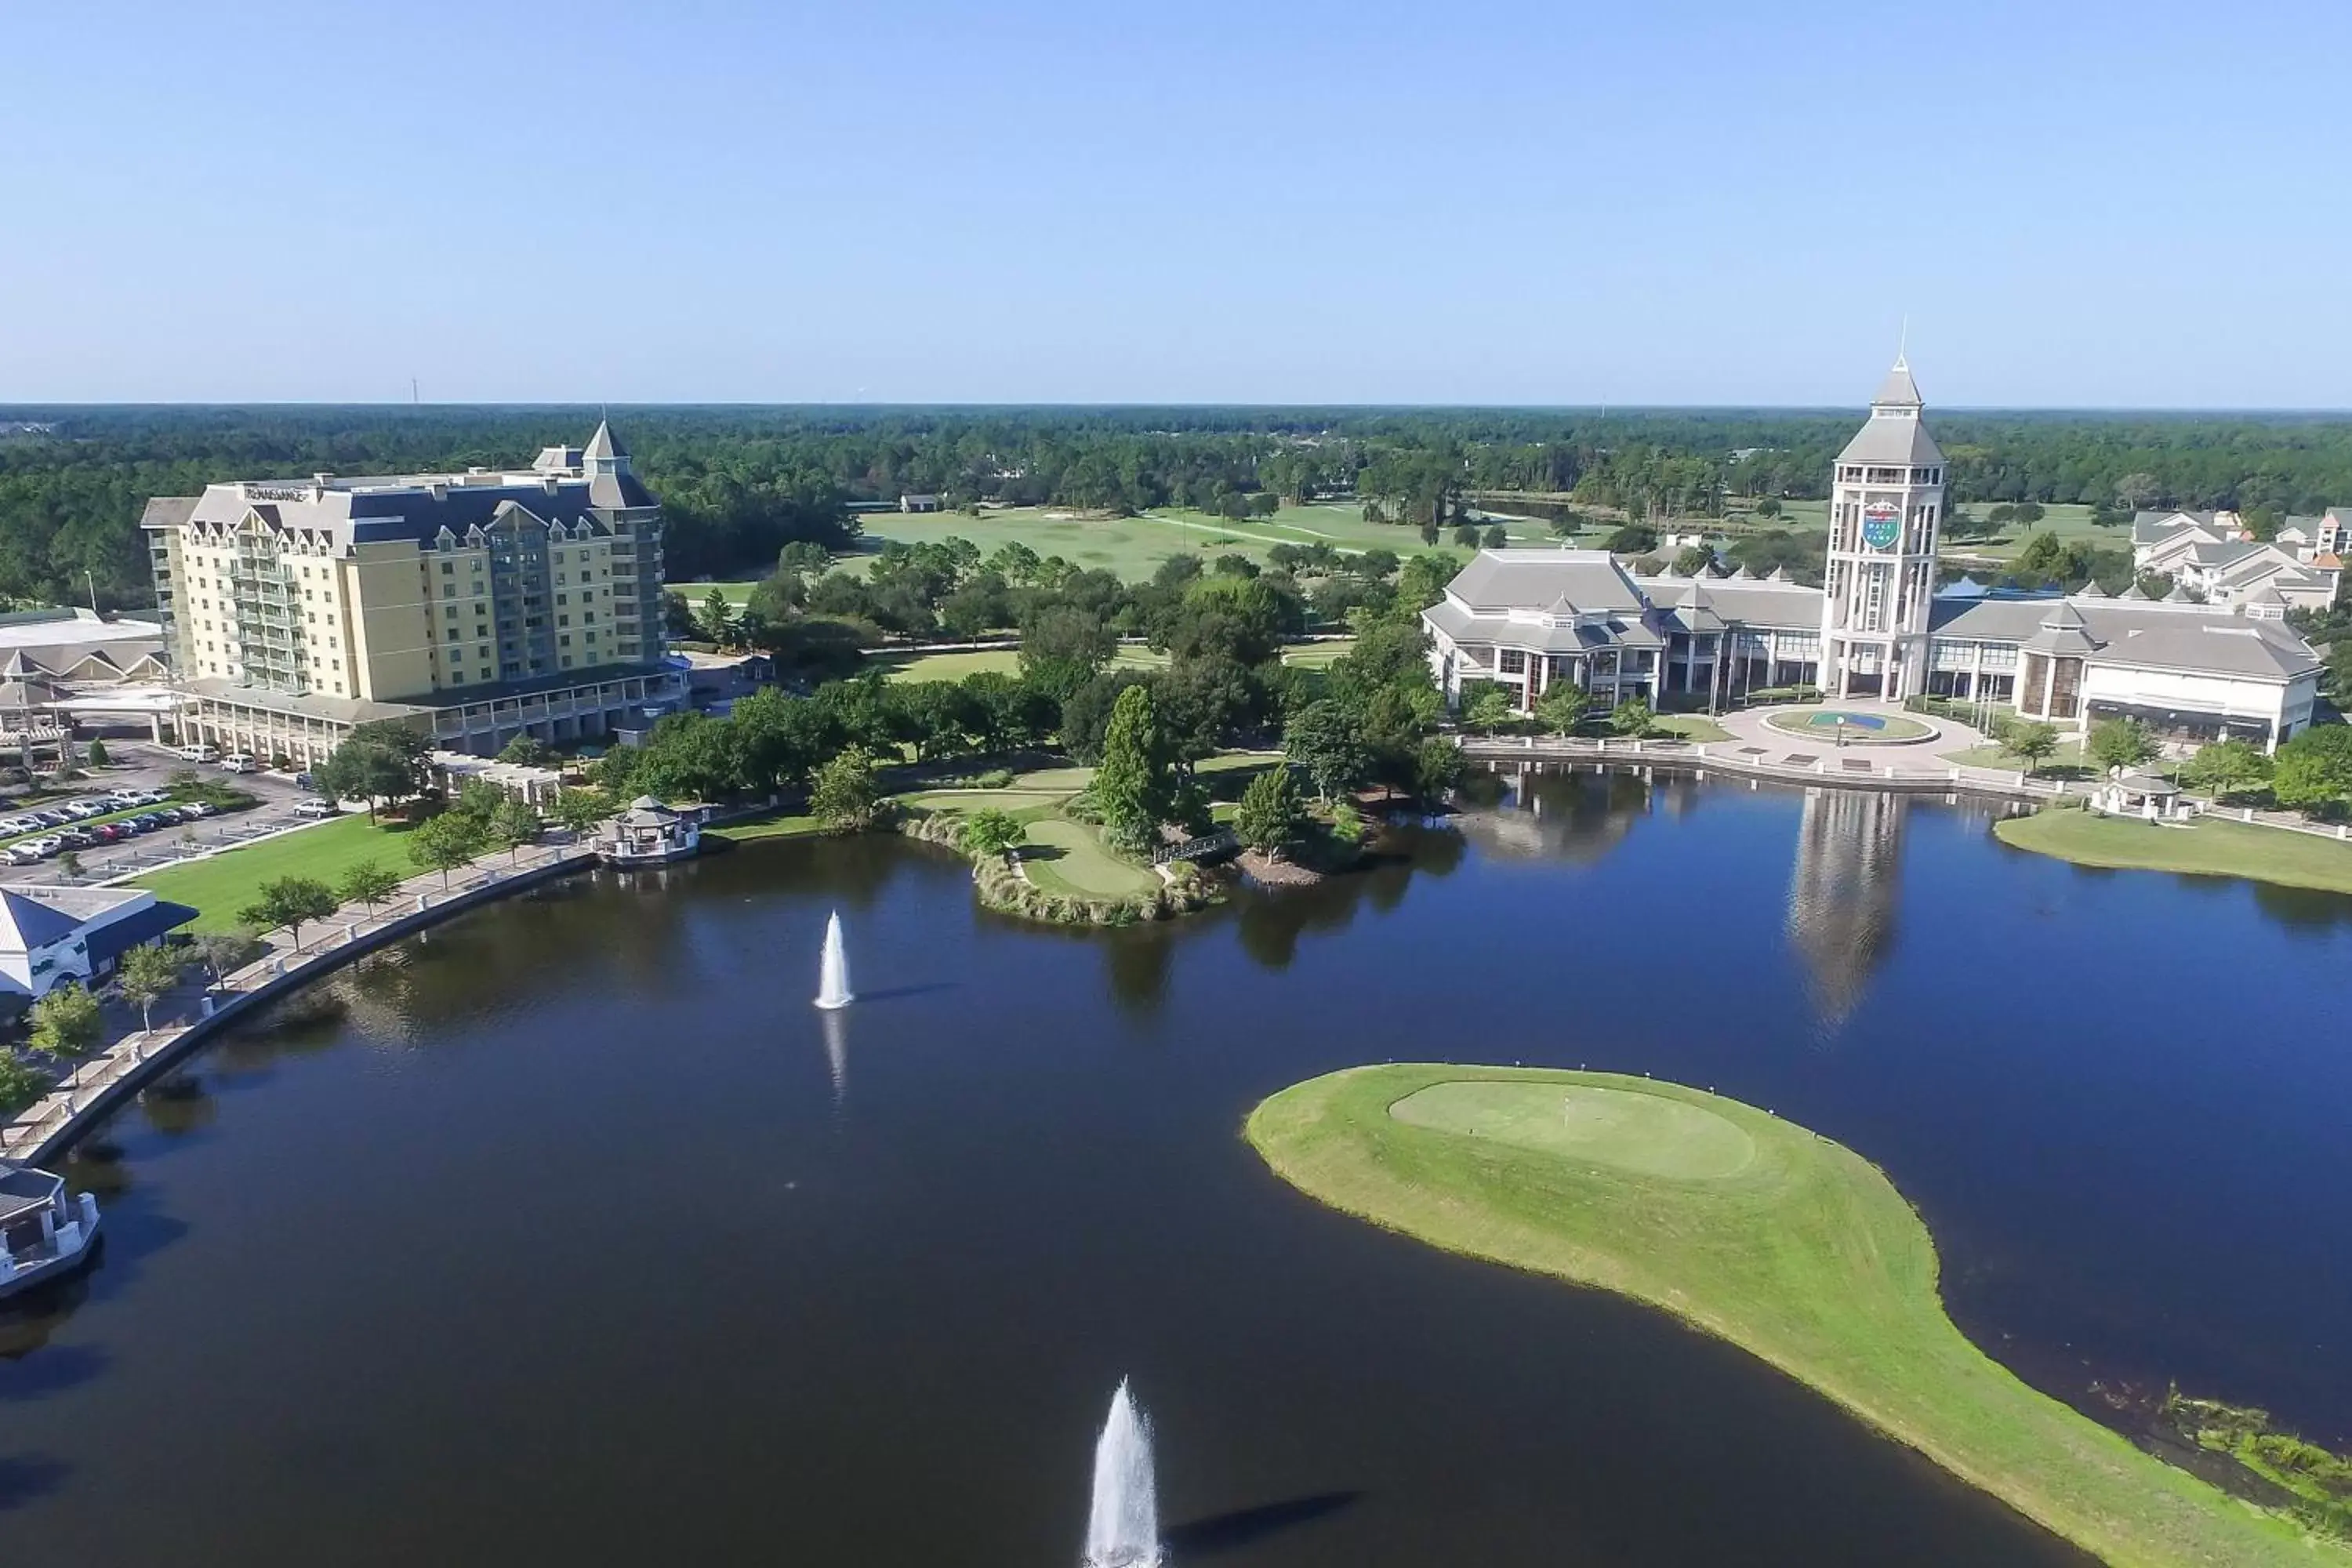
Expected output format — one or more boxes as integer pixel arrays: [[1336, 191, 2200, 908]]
[[89, 822, 126, 843], [62, 800, 107, 820], [125, 815, 161, 834], [0, 817, 38, 836], [56, 829, 94, 850], [219, 753, 259, 774], [184, 800, 220, 818], [173, 743, 219, 763], [125, 788, 169, 806], [5, 844, 42, 866], [292, 798, 339, 820], [293, 772, 318, 792], [23, 837, 64, 858], [30, 811, 68, 829]]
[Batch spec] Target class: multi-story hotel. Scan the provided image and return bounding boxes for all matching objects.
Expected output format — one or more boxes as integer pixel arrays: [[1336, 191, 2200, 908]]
[[141, 423, 684, 764], [1423, 364, 2332, 750]]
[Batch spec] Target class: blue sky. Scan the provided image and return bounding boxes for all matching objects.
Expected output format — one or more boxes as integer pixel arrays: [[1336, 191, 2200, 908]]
[[4, 0, 2347, 407]]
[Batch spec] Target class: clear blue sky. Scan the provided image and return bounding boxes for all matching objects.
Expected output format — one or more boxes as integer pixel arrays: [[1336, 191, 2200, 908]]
[[5, 0, 2347, 408]]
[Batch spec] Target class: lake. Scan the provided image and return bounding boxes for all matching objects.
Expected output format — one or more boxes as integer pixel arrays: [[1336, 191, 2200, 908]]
[[4, 767, 2347, 1566]]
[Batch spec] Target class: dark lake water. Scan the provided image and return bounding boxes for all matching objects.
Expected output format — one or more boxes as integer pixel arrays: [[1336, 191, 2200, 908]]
[[5, 767, 2349, 1566]]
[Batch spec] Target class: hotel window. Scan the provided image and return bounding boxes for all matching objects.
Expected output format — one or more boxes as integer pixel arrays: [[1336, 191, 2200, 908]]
[[1497, 648, 1526, 674]]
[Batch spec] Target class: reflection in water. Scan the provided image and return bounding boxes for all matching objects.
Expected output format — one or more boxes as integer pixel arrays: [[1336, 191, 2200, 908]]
[[1786, 788, 1907, 1033], [818, 1006, 850, 1104], [1457, 764, 1649, 863]]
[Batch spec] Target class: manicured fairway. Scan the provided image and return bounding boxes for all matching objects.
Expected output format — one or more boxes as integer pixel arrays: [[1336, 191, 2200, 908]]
[[1996, 808, 2352, 896], [1016, 815, 1159, 899], [132, 814, 411, 931], [868, 645, 1168, 683], [1247, 1065, 2335, 1568]]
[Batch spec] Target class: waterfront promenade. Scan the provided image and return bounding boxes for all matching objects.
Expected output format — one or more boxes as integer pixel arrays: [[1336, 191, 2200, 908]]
[[0, 836, 597, 1165]]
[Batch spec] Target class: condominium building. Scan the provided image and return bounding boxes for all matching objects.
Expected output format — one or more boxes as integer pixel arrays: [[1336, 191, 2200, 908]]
[[140, 423, 684, 764]]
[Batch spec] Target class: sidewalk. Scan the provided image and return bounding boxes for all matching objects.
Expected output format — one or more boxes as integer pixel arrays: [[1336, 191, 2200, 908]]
[[1, 833, 596, 1164]]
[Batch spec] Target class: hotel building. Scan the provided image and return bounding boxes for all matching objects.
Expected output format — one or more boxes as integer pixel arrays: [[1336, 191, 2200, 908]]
[[140, 423, 684, 764], [1423, 365, 2330, 750]]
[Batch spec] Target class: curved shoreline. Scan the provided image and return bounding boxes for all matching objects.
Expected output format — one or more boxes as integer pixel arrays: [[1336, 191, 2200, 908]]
[[2, 849, 598, 1166], [1246, 1063, 2339, 1568]]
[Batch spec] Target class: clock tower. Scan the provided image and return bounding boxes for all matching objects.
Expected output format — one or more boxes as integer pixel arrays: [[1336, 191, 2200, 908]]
[[1819, 359, 1945, 700]]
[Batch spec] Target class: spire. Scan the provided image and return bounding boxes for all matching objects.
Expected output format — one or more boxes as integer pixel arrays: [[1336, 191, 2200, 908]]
[[584, 419, 625, 461]]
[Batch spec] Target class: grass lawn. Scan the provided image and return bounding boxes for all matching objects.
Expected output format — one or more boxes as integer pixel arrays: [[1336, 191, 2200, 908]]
[[132, 814, 413, 931], [1248, 1065, 2332, 1568], [1279, 637, 1356, 670], [1942, 738, 2119, 777], [1650, 713, 1733, 743], [705, 811, 822, 844], [1995, 808, 2352, 896], [1763, 499, 2113, 566], [868, 644, 1169, 684]]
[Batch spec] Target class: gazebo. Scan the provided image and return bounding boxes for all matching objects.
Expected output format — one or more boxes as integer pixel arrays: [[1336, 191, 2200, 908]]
[[2093, 770, 2187, 821]]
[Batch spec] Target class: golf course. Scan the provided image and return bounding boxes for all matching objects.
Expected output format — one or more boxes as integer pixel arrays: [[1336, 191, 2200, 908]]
[[1246, 1064, 2339, 1568]]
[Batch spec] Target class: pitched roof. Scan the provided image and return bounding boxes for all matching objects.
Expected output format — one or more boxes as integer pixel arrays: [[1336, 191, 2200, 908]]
[[1442, 550, 1647, 615], [584, 420, 626, 460], [0, 888, 85, 952], [1872, 358, 1923, 408]]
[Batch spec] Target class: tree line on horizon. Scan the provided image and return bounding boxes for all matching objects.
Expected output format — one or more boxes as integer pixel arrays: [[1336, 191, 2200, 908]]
[[3, 405, 2350, 612]]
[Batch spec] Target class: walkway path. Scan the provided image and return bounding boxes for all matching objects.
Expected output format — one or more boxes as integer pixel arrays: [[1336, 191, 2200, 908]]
[[2, 834, 594, 1165]]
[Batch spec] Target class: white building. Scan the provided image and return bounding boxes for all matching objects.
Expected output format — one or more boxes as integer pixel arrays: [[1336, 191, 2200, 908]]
[[2130, 510, 2343, 610], [1421, 361, 2327, 751], [0, 885, 198, 1004]]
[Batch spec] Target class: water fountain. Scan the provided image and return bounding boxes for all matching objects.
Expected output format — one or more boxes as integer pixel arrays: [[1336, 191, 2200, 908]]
[[813, 911, 853, 1010], [1082, 1379, 1162, 1568]]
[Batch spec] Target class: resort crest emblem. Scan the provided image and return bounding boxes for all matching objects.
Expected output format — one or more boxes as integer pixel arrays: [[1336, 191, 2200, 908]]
[[1860, 500, 1901, 551]]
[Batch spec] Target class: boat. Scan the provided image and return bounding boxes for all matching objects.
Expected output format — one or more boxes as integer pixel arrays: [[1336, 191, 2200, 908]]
[[0, 1161, 100, 1299]]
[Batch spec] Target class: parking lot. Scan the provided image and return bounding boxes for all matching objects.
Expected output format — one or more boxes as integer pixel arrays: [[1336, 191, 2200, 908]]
[[0, 742, 330, 887]]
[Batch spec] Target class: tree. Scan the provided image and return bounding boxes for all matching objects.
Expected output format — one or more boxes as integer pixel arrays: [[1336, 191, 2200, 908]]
[[2085, 717, 2160, 775], [696, 589, 738, 646], [810, 746, 881, 833], [1092, 683, 1174, 852], [2013, 502, 2046, 526], [2002, 720, 2061, 775], [551, 787, 614, 837], [956, 808, 1028, 861], [27, 982, 102, 1058], [1480, 524, 1508, 549], [2179, 739, 2271, 800], [1020, 605, 1116, 701], [497, 733, 552, 766], [1604, 524, 1659, 554], [56, 850, 82, 882], [191, 931, 261, 988], [85, 737, 109, 768], [2114, 473, 2161, 511], [116, 942, 183, 1031], [2270, 725, 2352, 812], [488, 797, 542, 863], [318, 720, 430, 821], [1671, 544, 1714, 576], [1534, 681, 1589, 735], [241, 875, 341, 949], [1462, 682, 1517, 734], [1413, 736, 1465, 801], [454, 776, 506, 822], [406, 812, 485, 891], [339, 859, 405, 913], [1755, 497, 1781, 519], [1235, 763, 1304, 858], [1609, 697, 1655, 738], [1284, 699, 1369, 803]]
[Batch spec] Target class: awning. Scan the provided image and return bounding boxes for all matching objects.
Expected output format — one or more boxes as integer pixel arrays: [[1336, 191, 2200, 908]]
[[84, 901, 201, 967]]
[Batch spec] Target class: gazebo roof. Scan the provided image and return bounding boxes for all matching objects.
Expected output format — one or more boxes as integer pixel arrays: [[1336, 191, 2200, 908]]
[[2111, 770, 2180, 796]]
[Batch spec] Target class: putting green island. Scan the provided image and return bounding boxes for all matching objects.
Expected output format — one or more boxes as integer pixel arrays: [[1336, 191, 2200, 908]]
[[1245, 1065, 2341, 1568]]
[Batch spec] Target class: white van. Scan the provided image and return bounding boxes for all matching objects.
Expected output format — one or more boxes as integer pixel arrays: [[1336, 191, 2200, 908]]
[[175, 743, 219, 763], [219, 753, 259, 774]]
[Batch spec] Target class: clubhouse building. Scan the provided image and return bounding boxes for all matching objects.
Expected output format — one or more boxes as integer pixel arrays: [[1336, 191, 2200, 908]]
[[1424, 365, 2330, 750]]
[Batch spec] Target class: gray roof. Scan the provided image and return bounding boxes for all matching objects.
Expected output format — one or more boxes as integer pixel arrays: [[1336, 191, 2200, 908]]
[[1422, 597, 1660, 654], [1632, 575, 1822, 630], [158, 429, 656, 552], [1443, 550, 1647, 614], [0, 1163, 62, 1229], [1871, 359, 1923, 408], [584, 420, 626, 460], [1929, 596, 2320, 681]]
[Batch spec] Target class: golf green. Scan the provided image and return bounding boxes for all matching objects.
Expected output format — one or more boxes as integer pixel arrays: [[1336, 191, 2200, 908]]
[[1247, 1064, 2335, 1568]]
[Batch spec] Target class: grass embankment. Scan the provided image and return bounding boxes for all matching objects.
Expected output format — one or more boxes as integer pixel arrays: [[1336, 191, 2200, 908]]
[[1943, 738, 2117, 777], [1996, 808, 2352, 896], [1246, 1065, 2335, 1568], [132, 815, 408, 931], [1649, 713, 1733, 743]]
